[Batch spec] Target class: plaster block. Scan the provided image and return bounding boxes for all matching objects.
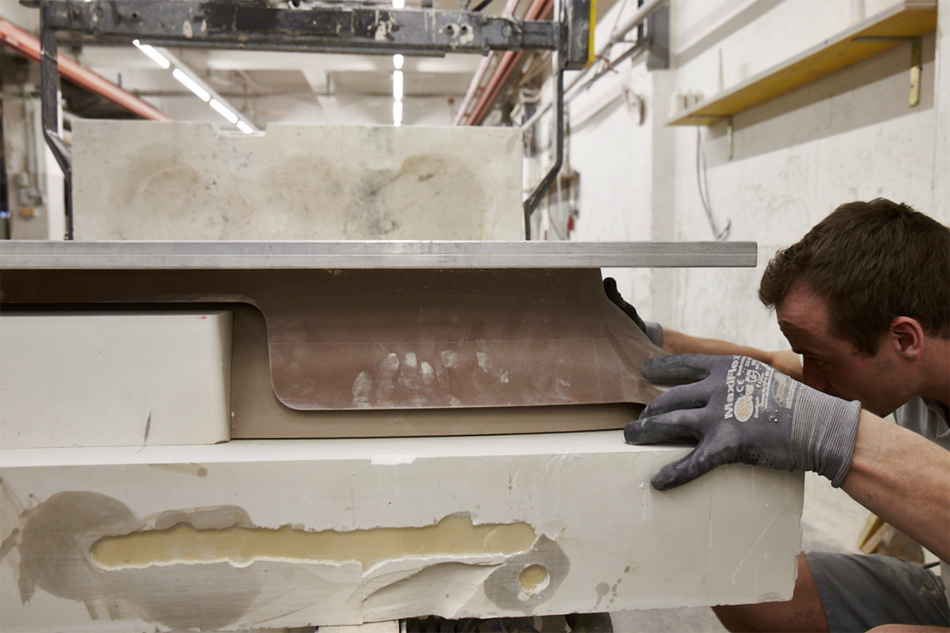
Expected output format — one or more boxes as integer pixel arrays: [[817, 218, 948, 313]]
[[0, 432, 804, 631], [0, 311, 232, 448], [71, 122, 525, 241]]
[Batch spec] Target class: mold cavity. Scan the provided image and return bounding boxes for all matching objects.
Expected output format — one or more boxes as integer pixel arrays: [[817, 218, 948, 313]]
[[90, 515, 536, 571], [518, 564, 550, 596]]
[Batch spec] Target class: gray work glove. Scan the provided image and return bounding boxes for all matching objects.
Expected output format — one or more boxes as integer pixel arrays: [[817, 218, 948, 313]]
[[626, 354, 861, 491], [603, 277, 664, 347]]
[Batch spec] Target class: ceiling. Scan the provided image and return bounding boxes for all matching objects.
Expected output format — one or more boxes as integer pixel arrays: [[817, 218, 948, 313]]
[[3, 0, 620, 127]]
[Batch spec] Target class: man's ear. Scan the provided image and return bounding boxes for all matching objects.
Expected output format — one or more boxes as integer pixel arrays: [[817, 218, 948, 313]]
[[889, 317, 925, 359]]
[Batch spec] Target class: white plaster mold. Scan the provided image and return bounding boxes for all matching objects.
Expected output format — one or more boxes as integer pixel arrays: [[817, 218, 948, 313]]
[[71, 122, 525, 241], [0, 433, 805, 631]]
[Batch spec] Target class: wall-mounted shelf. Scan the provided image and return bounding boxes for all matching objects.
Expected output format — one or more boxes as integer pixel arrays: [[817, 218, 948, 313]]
[[668, 0, 937, 126]]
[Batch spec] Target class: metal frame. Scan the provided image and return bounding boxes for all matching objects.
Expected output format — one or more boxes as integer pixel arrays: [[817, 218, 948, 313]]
[[39, 4, 73, 240], [0, 239, 757, 269], [29, 0, 593, 239], [36, 0, 569, 56]]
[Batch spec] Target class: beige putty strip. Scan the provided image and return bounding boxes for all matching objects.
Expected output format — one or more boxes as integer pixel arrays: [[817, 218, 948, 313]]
[[91, 515, 537, 570]]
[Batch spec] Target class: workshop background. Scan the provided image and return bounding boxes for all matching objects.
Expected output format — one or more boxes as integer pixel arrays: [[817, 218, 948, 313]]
[[2, 0, 949, 630], [4, 0, 949, 350]]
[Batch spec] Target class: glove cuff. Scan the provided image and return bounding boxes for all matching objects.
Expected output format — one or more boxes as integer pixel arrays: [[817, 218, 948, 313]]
[[643, 321, 664, 347], [790, 385, 861, 487]]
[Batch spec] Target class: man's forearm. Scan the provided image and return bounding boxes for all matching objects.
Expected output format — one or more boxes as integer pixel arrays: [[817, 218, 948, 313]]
[[661, 329, 803, 380], [841, 411, 950, 562]]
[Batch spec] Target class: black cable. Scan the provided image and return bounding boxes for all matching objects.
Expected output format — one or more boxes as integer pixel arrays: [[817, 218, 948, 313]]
[[472, 0, 495, 12]]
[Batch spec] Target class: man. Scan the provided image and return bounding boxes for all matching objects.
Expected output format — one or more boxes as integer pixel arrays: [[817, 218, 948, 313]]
[[610, 199, 949, 632]]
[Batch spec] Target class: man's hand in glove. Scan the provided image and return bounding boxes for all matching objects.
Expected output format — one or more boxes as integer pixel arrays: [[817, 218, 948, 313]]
[[626, 354, 861, 491], [603, 277, 664, 347]]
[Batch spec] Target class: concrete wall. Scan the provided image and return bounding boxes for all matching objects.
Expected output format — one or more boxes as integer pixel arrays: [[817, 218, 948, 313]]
[[564, 0, 949, 352]]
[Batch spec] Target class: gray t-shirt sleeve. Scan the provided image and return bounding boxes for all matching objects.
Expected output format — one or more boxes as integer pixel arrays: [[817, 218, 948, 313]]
[[893, 396, 950, 608], [893, 396, 950, 450]]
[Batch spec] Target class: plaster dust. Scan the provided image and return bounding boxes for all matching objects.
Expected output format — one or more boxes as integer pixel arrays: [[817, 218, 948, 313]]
[[91, 514, 537, 570]]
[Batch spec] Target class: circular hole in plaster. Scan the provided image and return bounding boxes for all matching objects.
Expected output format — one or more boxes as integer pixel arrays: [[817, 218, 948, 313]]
[[518, 564, 550, 598]]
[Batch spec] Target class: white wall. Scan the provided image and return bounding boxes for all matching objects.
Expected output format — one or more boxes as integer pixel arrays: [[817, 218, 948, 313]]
[[563, 0, 949, 352]]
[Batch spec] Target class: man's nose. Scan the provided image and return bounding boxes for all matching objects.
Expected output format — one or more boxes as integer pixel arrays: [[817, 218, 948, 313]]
[[801, 357, 832, 392]]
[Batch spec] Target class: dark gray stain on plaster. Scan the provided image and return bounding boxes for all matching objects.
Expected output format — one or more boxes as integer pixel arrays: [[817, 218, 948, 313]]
[[5, 490, 262, 630], [483, 536, 570, 613]]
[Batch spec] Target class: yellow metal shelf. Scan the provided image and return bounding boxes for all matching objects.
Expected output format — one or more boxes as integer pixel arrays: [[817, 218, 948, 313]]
[[668, 0, 937, 126]]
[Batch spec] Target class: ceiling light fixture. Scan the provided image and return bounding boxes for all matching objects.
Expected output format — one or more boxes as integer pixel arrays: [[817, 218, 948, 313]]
[[209, 98, 239, 124], [393, 53, 404, 70], [132, 40, 258, 133], [393, 100, 403, 127], [132, 39, 171, 69], [393, 70, 404, 101], [172, 68, 211, 102]]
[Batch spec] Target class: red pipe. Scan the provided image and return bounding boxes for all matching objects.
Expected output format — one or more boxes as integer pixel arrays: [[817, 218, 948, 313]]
[[0, 18, 171, 122], [462, 0, 552, 126]]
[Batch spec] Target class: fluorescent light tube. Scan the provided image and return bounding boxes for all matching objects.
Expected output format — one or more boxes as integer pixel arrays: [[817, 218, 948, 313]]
[[393, 54, 404, 70], [209, 99, 239, 124], [393, 70, 404, 101], [237, 121, 255, 134], [393, 100, 403, 127], [132, 39, 170, 70], [172, 68, 211, 102]]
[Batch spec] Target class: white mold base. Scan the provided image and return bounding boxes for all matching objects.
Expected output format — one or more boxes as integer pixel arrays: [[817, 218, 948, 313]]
[[0, 431, 804, 631], [0, 311, 232, 449]]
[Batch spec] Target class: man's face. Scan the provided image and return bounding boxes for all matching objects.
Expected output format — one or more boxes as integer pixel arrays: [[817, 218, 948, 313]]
[[776, 283, 908, 417]]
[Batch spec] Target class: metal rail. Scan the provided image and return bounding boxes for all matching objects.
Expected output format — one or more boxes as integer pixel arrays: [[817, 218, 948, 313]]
[[0, 239, 757, 269], [37, 0, 563, 56]]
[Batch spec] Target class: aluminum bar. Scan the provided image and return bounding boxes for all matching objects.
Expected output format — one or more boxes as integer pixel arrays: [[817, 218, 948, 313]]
[[0, 240, 758, 270]]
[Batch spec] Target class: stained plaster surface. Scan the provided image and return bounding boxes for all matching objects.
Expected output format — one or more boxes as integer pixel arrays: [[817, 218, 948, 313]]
[[0, 311, 232, 448], [0, 432, 804, 631], [71, 122, 525, 241]]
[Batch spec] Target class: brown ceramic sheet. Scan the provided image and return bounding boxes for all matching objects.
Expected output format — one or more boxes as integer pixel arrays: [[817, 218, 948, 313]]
[[0, 267, 666, 413]]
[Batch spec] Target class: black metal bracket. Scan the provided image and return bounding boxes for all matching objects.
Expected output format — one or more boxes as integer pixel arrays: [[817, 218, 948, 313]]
[[35, 0, 588, 57], [39, 2, 73, 240], [522, 53, 564, 240], [30, 0, 593, 241]]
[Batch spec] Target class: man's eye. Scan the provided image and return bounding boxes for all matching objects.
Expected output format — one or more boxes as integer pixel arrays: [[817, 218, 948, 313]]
[[808, 356, 827, 369]]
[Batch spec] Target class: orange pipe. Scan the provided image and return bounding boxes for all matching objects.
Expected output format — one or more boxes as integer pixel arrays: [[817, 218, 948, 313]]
[[467, 50, 523, 125], [463, 0, 552, 126], [453, 0, 526, 125], [0, 18, 171, 121]]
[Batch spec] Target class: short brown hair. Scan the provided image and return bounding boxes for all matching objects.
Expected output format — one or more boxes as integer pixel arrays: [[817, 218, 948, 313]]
[[758, 199, 949, 355]]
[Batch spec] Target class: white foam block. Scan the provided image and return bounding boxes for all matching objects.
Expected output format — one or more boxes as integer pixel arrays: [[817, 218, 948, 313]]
[[0, 432, 804, 631], [0, 311, 232, 448]]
